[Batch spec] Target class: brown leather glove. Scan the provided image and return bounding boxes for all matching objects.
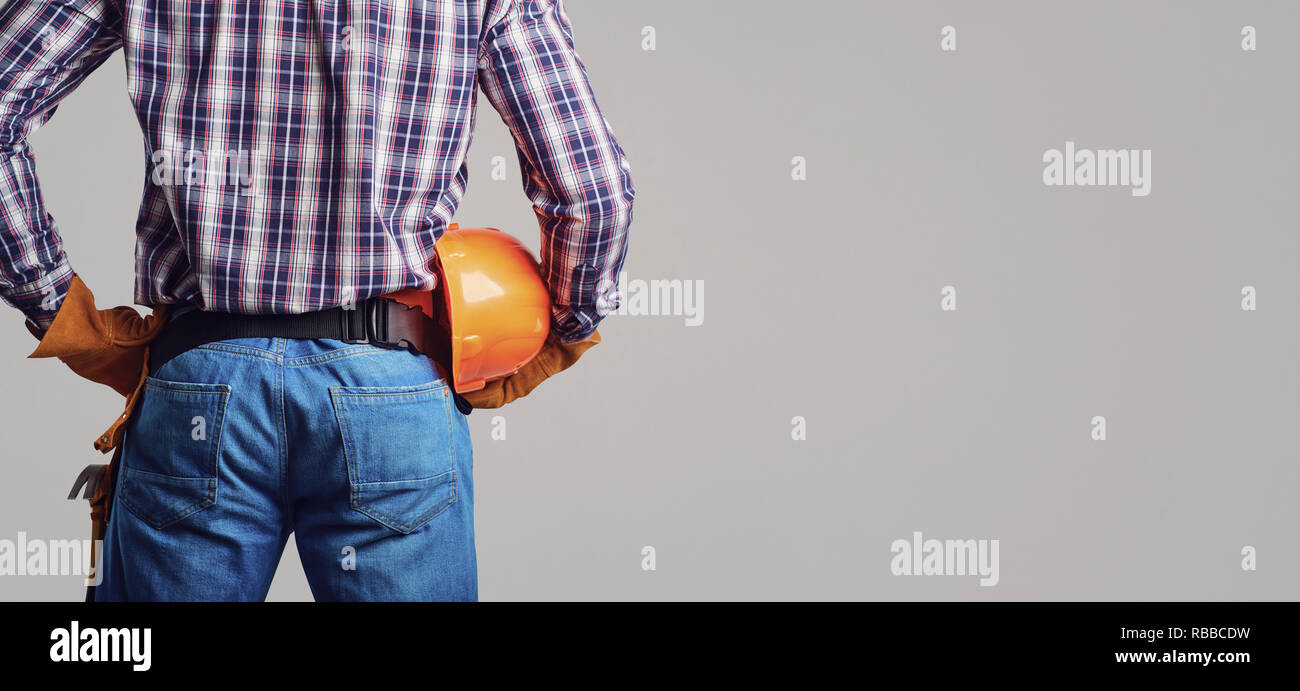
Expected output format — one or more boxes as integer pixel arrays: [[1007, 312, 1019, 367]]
[[459, 328, 602, 409], [27, 274, 168, 397]]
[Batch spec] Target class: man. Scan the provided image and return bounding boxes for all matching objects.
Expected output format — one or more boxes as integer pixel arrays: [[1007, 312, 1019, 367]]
[[0, 0, 634, 601]]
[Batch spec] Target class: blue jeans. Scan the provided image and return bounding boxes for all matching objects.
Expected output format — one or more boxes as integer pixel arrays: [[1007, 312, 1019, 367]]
[[93, 337, 476, 601]]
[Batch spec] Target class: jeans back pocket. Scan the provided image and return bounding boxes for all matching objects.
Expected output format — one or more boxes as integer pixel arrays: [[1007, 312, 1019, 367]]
[[330, 381, 458, 534], [117, 378, 230, 529]]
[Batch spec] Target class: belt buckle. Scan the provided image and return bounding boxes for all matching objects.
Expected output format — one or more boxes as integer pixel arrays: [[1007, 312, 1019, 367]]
[[340, 299, 388, 345]]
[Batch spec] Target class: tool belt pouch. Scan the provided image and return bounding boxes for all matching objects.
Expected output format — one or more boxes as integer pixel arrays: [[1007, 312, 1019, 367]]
[[79, 350, 151, 593]]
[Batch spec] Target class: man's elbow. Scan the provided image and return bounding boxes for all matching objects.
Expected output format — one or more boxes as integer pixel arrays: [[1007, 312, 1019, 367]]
[[0, 123, 34, 157], [0, 132, 21, 156], [540, 162, 635, 235], [581, 177, 635, 235]]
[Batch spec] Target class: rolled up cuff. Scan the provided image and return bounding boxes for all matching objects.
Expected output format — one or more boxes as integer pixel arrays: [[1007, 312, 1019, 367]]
[[3, 262, 74, 329]]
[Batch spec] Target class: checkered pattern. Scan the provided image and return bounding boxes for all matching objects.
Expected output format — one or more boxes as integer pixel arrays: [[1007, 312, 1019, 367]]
[[0, 0, 633, 341]]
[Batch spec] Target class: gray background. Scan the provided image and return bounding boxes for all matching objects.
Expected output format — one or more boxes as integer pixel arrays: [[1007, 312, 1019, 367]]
[[1, 0, 1296, 600]]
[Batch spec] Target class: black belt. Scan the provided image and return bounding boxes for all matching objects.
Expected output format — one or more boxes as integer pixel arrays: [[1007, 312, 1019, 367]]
[[147, 298, 472, 413]]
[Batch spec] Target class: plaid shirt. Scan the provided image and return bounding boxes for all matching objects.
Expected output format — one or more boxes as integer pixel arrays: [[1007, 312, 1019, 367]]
[[0, 0, 633, 342]]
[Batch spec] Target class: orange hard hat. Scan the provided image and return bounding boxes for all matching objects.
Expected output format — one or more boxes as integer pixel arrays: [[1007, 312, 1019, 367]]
[[433, 225, 551, 393]]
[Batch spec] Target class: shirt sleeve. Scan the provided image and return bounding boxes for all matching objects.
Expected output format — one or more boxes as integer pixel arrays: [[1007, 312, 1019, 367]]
[[0, 0, 122, 329], [477, 0, 635, 343]]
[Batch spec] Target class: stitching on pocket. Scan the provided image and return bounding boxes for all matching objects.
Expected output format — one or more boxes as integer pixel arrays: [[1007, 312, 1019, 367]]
[[118, 381, 229, 529], [330, 381, 457, 534], [351, 470, 459, 534], [119, 473, 218, 530]]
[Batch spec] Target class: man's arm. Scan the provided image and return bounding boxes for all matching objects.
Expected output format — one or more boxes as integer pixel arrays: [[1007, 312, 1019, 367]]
[[477, 0, 635, 344], [0, 0, 122, 331]]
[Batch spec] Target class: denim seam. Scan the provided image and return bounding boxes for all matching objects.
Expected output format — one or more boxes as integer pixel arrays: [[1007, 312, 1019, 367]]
[[329, 384, 448, 399], [192, 343, 282, 362], [285, 345, 388, 367], [330, 387, 360, 494], [443, 388, 455, 491], [145, 380, 233, 395], [277, 357, 289, 518], [200, 385, 228, 519]]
